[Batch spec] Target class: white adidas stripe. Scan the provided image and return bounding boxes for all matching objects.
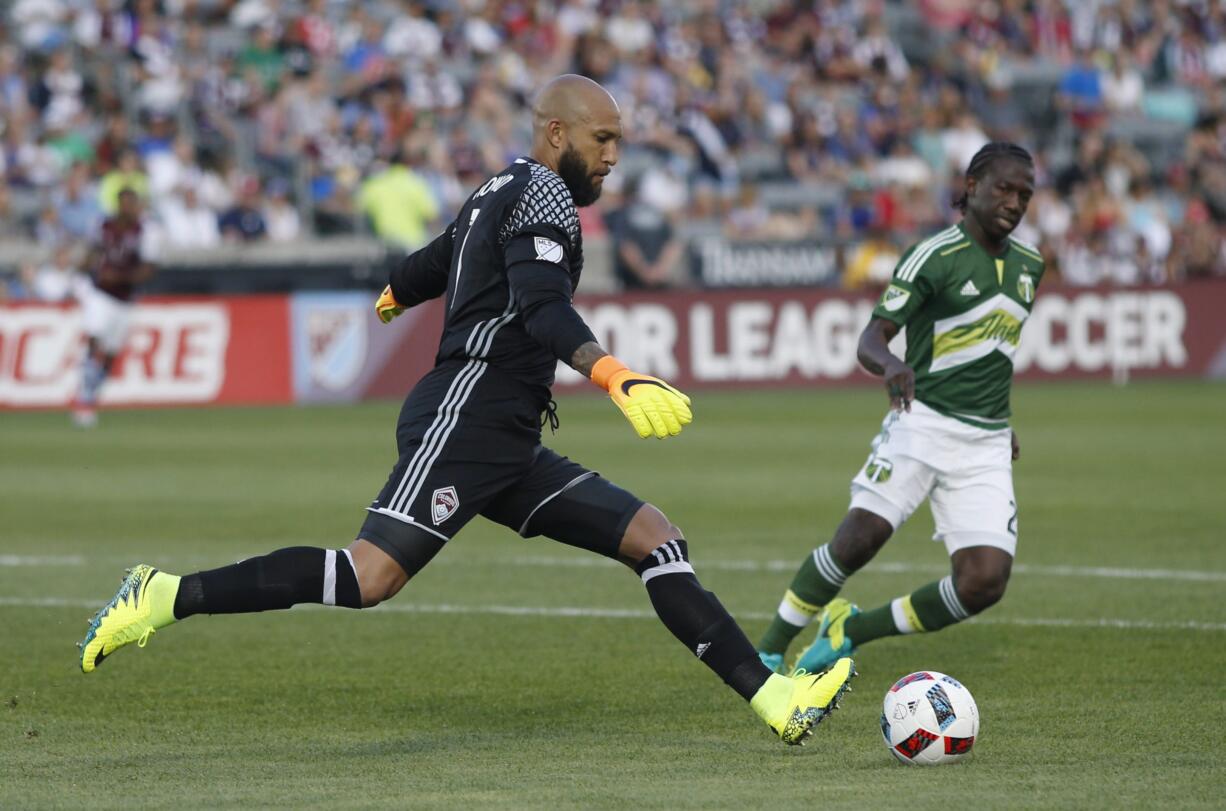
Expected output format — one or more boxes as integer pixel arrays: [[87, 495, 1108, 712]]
[[898, 227, 962, 282], [322, 549, 337, 606], [641, 561, 695, 583], [895, 226, 957, 282], [939, 575, 969, 620], [397, 361, 491, 511], [389, 359, 486, 514], [813, 546, 846, 586], [387, 359, 485, 514], [388, 301, 519, 516]]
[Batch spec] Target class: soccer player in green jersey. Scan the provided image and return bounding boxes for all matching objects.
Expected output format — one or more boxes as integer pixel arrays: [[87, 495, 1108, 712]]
[[757, 142, 1041, 675]]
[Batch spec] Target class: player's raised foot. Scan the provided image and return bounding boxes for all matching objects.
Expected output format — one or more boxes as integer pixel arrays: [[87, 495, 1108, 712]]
[[763, 657, 856, 745], [791, 598, 860, 676], [758, 650, 785, 674], [78, 565, 180, 673]]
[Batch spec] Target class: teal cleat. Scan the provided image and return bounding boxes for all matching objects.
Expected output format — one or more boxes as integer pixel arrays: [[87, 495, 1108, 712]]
[[791, 598, 860, 676], [758, 650, 784, 674]]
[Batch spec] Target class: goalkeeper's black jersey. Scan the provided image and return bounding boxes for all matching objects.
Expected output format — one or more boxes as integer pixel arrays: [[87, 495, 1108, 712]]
[[388, 157, 592, 410]]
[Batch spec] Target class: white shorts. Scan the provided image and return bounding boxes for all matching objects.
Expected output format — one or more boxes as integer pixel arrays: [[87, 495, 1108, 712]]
[[80, 284, 134, 355], [849, 400, 1018, 556]]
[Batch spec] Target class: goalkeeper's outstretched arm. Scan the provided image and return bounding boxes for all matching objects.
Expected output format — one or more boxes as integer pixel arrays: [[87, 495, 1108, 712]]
[[376, 225, 456, 322]]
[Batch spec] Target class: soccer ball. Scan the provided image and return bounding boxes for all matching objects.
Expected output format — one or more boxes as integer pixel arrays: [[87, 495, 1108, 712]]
[[880, 671, 979, 765]]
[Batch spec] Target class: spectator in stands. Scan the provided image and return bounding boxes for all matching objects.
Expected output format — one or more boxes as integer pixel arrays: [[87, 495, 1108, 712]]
[[0, 182, 27, 238], [357, 149, 439, 251], [220, 177, 268, 242], [158, 186, 222, 250], [0, 0, 1220, 292], [238, 23, 286, 94], [1102, 52, 1145, 114], [1057, 47, 1106, 129], [98, 149, 149, 215], [30, 241, 85, 302], [263, 178, 301, 243], [148, 137, 204, 203], [607, 177, 684, 291], [52, 161, 103, 242]]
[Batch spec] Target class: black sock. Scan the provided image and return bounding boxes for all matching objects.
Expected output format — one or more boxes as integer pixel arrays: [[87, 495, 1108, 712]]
[[636, 539, 771, 701], [173, 546, 362, 619]]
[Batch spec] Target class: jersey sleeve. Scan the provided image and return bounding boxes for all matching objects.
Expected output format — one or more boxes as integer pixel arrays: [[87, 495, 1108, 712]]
[[872, 242, 945, 325], [388, 223, 455, 307], [504, 231, 596, 363], [498, 171, 580, 247], [496, 170, 594, 362]]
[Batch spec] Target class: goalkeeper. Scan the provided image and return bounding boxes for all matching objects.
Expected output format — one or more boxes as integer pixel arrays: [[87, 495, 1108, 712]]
[[79, 75, 853, 747]]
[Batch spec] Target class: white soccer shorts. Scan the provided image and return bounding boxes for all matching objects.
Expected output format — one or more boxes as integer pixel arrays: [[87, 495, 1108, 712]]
[[849, 400, 1018, 556], [80, 283, 134, 355]]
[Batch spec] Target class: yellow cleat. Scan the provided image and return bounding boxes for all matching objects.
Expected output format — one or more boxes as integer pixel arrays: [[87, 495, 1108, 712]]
[[78, 565, 178, 673], [768, 657, 857, 745]]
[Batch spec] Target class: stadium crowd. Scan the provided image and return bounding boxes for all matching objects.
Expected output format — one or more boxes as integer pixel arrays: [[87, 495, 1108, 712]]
[[2, 0, 1225, 301]]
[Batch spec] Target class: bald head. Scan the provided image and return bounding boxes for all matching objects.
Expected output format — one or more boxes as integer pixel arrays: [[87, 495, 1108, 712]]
[[532, 74, 619, 133], [531, 74, 622, 207]]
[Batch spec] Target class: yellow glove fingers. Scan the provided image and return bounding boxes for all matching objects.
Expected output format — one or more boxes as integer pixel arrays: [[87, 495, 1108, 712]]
[[596, 359, 693, 439], [623, 403, 653, 439], [641, 398, 673, 439]]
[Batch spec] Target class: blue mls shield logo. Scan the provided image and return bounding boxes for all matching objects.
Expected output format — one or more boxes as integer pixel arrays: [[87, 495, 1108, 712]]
[[306, 307, 367, 392]]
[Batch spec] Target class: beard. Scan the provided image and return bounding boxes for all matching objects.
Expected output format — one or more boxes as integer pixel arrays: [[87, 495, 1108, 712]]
[[557, 144, 602, 207]]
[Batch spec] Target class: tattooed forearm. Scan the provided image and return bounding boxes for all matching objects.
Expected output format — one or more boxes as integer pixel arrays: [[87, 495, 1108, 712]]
[[570, 341, 609, 378]]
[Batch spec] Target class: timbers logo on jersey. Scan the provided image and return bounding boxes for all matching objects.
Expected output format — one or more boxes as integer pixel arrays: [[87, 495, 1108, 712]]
[[873, 223, 1045, 430]]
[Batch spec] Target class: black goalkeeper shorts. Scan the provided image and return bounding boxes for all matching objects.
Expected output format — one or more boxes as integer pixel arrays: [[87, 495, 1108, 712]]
[[358, 360, 643, 573]]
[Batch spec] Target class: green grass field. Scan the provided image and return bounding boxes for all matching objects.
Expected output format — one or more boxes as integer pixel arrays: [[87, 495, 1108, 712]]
[[2, 381, 1224, 809]]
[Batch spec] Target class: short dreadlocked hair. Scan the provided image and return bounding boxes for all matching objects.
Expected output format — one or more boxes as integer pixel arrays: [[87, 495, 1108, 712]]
[[954, 142, 1034, 212]]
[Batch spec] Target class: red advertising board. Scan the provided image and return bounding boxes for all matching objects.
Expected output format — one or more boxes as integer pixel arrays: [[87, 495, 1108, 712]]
[[0, 295, 292, 409], [5, 282, 1222, 410], [550, 281, 1226, 390]]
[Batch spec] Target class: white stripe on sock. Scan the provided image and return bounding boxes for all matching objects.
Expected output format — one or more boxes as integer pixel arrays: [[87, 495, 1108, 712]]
[[323, 549, 337, 606], [777, 597, 813, 627], [890, 597, 917, 634], [821, 546, 847, 583], [940, 576, 969, 620], [341, 548, 356, 600], [813, 546, 846, 586], [641, 561, 695, 583]]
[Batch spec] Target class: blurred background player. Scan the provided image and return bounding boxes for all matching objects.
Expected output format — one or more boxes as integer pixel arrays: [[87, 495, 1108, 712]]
[[74, 188, 156, 427], [78, 75, 853, 747], [757, 142, 1041, 675]]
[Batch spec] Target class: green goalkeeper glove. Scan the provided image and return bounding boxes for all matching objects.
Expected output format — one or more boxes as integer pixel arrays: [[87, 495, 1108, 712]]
[[375, 285, 405, 324], [591, 356, 693, 439]]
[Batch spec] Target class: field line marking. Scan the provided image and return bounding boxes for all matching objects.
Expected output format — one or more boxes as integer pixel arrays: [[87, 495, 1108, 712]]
[[3, 596, 1224, 632], [4, 553, 1225, 584], [473, 556, 1226, 584], [0, 555, 87, 566]]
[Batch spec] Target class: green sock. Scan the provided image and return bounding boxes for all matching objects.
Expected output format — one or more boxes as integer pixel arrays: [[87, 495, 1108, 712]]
[[844, 576, 969, 646], [758, 544, 849, 654]]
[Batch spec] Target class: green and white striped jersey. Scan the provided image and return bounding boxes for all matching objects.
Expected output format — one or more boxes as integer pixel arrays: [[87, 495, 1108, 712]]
[[872, 222, 1045, 429]]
